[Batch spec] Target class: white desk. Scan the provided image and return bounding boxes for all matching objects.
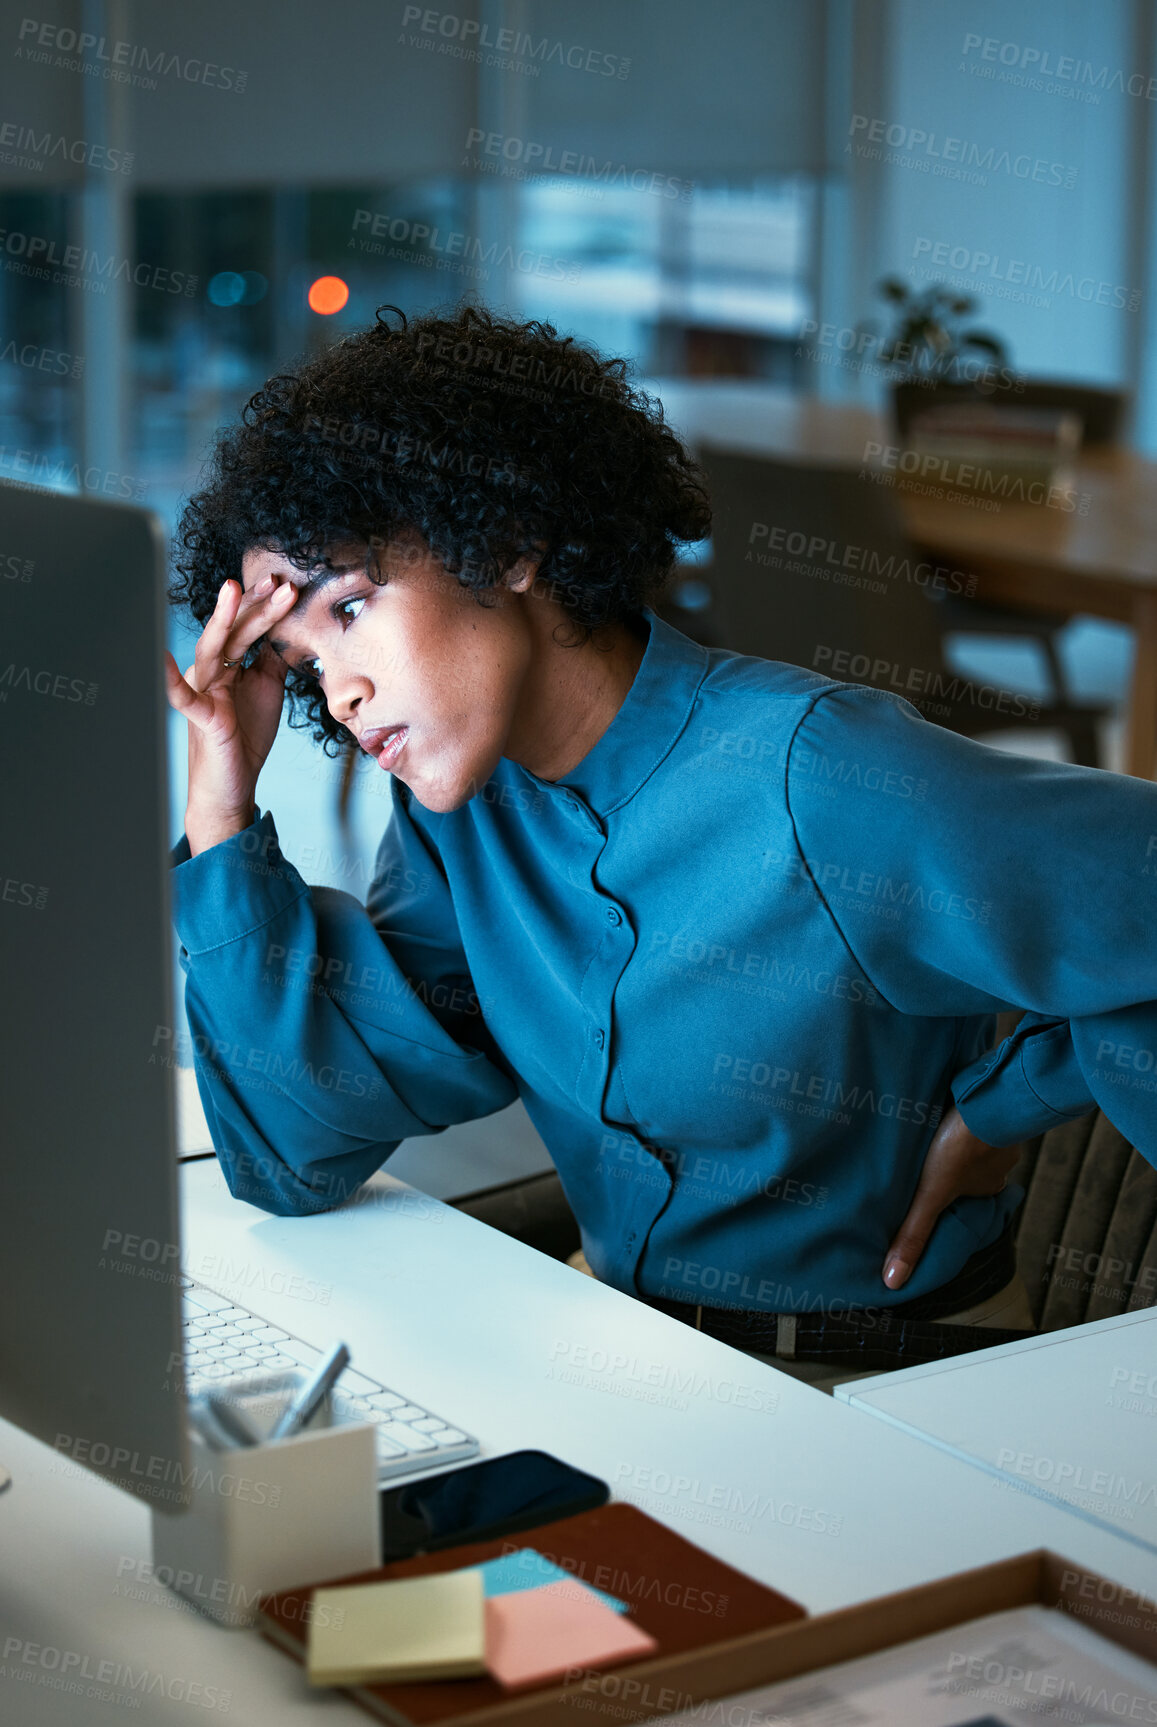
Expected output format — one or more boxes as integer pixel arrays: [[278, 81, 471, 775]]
[[177, 1064, 555, 1199], [837, 1308, 1157, 1556], [4, 1162, 1157, 1724]]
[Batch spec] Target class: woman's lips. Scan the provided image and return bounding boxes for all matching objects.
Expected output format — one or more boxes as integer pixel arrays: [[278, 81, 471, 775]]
[[362, 725, 408, 770]]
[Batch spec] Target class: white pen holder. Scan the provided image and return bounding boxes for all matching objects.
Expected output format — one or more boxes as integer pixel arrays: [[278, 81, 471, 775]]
[[150, 1371, 380, 1628]]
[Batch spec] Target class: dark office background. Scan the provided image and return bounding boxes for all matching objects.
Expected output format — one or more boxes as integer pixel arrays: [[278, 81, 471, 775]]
[[1, 0, 1147, 875]]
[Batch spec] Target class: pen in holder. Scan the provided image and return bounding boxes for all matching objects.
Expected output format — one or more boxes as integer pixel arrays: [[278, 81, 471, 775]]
[[150, 1367, 380, 1629]]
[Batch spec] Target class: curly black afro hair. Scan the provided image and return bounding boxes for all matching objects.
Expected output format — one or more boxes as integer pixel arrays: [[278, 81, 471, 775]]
[[170, 302, 712, 755]]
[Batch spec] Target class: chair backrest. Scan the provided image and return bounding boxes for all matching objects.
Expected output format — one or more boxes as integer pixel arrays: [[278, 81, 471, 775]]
[[1011, 1112, 1157, 1328], [698, 445, 953, 696], [892, 378, 1130, 446]]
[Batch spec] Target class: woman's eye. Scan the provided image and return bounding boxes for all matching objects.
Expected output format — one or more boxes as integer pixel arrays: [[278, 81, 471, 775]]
[[295, 596, 366, 680]]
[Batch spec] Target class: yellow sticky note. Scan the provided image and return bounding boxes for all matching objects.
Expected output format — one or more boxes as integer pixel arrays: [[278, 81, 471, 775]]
[[307, 1570, 487, 1687]]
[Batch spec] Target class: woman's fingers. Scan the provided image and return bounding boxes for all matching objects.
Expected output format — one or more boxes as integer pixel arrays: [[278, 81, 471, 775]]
[[191, 578, 297, 689], [219, 578, 297, 668], [163, 649, 215, 725], [191, 579, 243, 685], [881, 1109, 1018, 1290]]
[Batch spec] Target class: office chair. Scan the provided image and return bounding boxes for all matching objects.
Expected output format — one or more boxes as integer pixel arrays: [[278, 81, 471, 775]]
[[661, 447, 1110, 763], [1009, 1110, 1157, 1329]]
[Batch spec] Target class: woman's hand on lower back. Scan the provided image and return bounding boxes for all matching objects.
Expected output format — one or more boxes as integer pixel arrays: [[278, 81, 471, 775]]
[[881, 1106, 1022, 1290]]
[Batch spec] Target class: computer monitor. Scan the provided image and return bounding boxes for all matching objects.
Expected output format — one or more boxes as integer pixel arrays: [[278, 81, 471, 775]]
[[0, 478, 191, 1510]]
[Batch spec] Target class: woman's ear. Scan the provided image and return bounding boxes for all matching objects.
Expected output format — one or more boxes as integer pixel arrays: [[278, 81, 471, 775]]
[[504, 545, 547, 594]]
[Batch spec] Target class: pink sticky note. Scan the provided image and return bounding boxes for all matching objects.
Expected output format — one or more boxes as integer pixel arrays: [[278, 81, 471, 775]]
[[484, 1580, 658, 1692]]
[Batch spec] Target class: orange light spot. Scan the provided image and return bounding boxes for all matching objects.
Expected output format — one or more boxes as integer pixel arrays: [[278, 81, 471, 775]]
[[308, 275, 349, 315]]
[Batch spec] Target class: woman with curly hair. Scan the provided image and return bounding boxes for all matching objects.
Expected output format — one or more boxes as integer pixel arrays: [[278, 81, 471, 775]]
[[165, 304, 1157, 1385]]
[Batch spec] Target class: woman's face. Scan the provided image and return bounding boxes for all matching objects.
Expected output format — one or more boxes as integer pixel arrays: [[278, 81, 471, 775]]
[[241, 538, 539, 813]]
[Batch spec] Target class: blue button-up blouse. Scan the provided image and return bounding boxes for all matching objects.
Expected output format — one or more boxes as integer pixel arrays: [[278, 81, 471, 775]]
[[170, 611, 1157, 1315]]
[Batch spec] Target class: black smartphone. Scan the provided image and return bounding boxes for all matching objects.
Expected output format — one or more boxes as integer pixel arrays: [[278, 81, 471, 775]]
[[378, 1449, 609, 1562]]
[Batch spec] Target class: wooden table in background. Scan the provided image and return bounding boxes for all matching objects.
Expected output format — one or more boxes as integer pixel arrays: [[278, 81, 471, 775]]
[[655, 381, 1157, 778]]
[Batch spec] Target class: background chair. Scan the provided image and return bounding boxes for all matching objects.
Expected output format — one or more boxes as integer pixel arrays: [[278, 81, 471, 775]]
[[890, 381, 1130, 744], [660, 447, 1110, 762]]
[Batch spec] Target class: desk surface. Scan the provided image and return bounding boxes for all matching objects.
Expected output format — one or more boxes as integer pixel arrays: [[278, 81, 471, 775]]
[[656, 378, 1157, 598], [4, 1161, 1157, 1723], [837, 1307, 1157, 1554]]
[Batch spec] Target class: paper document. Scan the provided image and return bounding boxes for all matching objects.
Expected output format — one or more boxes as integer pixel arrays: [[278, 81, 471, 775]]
[[648, 1605, 1157, 1725]]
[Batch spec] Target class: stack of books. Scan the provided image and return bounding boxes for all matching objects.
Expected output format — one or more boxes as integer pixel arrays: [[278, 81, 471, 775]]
[[898, 403, 1083, 502]]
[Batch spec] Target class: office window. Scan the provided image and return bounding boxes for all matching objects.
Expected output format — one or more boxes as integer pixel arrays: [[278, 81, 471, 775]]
[[513, 176, 818, 378], [0, 192, 80, 488], [128, 179, 476, 526], [0, 174, 817, 523]]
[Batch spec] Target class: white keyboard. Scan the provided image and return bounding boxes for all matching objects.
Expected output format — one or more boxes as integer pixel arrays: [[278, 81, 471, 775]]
[[180, 1279, 479, 1480]]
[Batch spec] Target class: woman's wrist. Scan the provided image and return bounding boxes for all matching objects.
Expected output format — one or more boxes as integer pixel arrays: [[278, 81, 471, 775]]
[[185, 801, 257, 857]]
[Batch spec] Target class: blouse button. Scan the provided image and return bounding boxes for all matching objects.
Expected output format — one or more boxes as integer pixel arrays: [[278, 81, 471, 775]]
[[594, 1029, 606, 1051], [605, 906, 622, 926]]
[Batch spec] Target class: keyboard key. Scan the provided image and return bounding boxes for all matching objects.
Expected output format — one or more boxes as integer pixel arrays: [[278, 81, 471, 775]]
[[251, 1326, 289, 1344], [331, 1395, 375, 1421], [247, 1344, 277, 1360], [434, 1429, 466, 1445], [377, 1423, 436, 1452], [390, 1406, 426, 1423], [374, 1432, 407, 1460], [278, 1339, 321, 1368], [233, 1316, 265, 1332], [208, 1326, 246, 1344], [340, 1370, 382, 1396], [191, 1293, 234, 1313], [367, 1392, 405, 1412], [262, 1353, 298, 1371], [412, 1418, 448, 1434]]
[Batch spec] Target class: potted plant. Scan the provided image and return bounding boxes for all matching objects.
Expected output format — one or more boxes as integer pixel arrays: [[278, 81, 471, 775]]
[[862, 277, 1013, 438]]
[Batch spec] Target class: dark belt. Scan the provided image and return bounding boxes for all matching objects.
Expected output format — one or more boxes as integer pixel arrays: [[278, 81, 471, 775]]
[[643, 1226, 1035, 1371]]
